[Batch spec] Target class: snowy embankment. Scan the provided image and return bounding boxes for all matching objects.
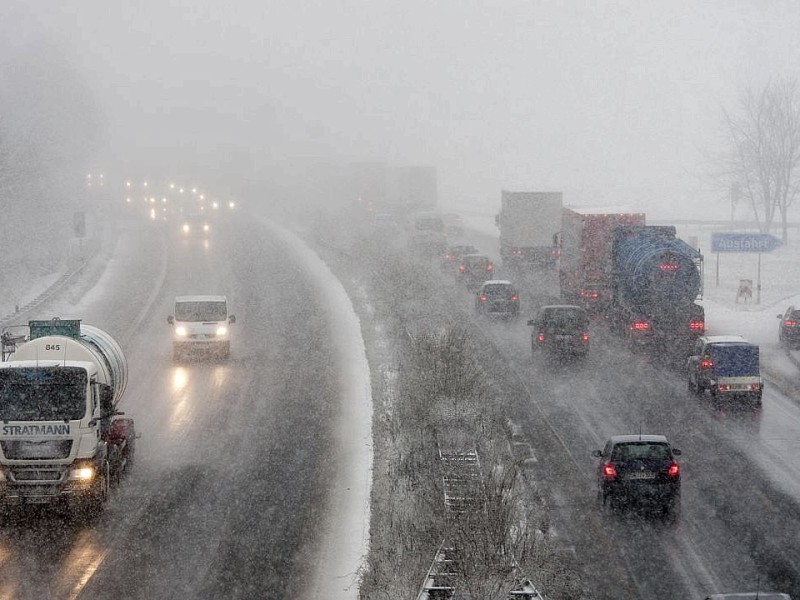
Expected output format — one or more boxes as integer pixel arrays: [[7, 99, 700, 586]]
[[255, 218, 373, 600]]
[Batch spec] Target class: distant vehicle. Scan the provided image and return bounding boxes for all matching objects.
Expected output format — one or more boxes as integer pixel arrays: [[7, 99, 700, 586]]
[[777, 305, 800, 349], [457, 254, 494, 289], [167, 295, 236, 360], [442, 244, 479, 270], [475, 280, 519, 319], [686, 335, 763, 403], [180, 213, 211, 237], [528, 304, 589, 358], [408, 211, 447, 256], [496, 191, 562, 270], [442, 213, 465, 237], [559, 213, 705, 357], [592, 434, 681, 517]]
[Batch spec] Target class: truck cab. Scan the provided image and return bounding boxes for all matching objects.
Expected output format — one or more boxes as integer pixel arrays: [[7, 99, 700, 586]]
[[687, 335, 762, 403], [167, 295, 235, 360]]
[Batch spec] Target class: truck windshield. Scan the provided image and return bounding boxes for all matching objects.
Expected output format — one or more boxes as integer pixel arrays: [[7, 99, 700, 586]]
[[0, 367, 87, 421], [710, 344, 760, 377], [175, 301, 227, 322]]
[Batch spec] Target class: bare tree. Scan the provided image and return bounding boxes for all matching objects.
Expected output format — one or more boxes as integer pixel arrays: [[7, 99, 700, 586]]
[[723, 79, 800, 243]]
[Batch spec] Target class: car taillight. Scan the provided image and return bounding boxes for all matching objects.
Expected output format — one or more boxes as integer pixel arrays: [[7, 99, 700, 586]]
[[511, 294, 519, 302], [459, 265, 465, 272], [689, 320, 705, 332], [580, 289, 600, 299], [750, 383, 762, 391], [785, 320, 797, 327], [630, 321, 650, 331], [667, 462, 680, 478], [512, 248, 523, 256], [718, 384, 730, 392], [582, 333, 589, 342], [487, 263, 494, 271], [602, 464, 617, 479], [700, 359, 713, 369], [537, 333, 545, 342], [479, 294, 488, 302]]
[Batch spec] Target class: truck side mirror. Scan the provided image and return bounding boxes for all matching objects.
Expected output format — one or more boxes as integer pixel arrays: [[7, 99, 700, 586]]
[[167, 315, 174, 325], [228, 315, 236, 324]]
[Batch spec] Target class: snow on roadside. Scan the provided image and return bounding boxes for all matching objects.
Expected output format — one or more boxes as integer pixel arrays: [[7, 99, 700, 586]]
[[255, 217, 373, 600]]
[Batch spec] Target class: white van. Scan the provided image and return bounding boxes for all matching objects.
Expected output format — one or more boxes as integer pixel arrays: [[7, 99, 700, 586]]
[[167, 295, 235, 359]]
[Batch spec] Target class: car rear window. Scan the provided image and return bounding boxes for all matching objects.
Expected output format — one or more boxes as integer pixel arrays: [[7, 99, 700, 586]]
[[611, 442, 670, 461], [790, 310, 800, 321], [541, 309, 588, 328], [483, 285, 515, 298]]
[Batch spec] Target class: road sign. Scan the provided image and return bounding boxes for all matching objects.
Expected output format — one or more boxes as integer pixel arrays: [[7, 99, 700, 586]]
[[710, 232, 782, 253]]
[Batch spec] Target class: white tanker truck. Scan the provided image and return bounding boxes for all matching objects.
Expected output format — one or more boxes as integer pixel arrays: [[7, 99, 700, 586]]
[[0, 319, 136, 512]]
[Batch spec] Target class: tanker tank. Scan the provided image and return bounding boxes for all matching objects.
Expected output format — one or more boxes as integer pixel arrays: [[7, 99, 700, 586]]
[[612, 226, 702, 312]]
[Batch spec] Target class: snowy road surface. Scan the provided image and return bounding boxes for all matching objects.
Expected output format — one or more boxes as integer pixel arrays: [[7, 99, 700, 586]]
[[0, 211, 371, 599]]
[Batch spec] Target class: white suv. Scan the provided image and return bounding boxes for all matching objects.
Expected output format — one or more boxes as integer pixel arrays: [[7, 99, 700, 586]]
[[167, 295, 235, 360]]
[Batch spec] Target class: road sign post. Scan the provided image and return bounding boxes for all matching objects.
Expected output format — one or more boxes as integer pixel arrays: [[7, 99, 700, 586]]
[[710, 232, 782, 304]]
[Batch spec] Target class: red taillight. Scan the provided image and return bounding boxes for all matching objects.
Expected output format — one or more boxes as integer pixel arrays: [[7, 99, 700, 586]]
[[660, 263, 679, 271], [750, 383, 762, 391], [445, 254, 454, 260], [689, 320, 705, 332], [582, 333, 590, 342], [700, 359, 713, 369], [602, 463, 617, 479], [479, 294, 488, 303], [486, 263, 494, 271], [459, 265, 465, 272], [511, 294, 519, 302], [580, 289, 600, 299], [537, 333, 545, 342], [630, 321, 650, 331], [785, 320, 797, 327], [718, 384, 730, 392], [551, 248, 561, 256], [667, 462, 680, 478]]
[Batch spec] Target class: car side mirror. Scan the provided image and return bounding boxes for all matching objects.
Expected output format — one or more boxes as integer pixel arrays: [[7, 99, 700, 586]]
[[228, 315, 236, 324], [591, 450, 602, 458], [777, 314, 783, 319], [167, 315, 174, 325], [672, 448, 682, 456]]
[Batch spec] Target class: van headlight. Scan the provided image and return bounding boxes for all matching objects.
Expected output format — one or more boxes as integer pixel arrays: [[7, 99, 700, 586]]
[[216, 326, 228, 336], [175, 326, 188, 337], [68, 465, 96, 481]]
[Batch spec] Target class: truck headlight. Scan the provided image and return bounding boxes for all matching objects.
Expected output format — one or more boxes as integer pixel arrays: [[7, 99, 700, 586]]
[[68, 465, 96, 481], [216, 326, 228, 336], [175, 326, 188, 337]]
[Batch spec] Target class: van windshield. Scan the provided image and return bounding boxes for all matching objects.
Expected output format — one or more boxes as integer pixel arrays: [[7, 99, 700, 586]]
[[175, 301, 227, 322]]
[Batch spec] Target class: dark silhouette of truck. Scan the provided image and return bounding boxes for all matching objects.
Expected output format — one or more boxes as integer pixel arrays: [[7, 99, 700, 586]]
[[560, 210, 704, 356]]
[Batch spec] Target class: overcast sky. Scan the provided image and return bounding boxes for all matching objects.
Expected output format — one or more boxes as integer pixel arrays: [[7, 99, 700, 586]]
[[4, 0, 800, 219]]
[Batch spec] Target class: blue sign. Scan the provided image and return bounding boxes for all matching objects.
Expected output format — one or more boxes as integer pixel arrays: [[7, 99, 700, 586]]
[[711, 232, 782, 253]]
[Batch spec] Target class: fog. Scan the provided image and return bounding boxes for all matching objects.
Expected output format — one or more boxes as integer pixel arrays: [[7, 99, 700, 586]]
[[4, 1, 800, 218]]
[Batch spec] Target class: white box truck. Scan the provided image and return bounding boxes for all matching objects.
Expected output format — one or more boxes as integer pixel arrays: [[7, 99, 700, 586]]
[[496, 191, 563, 270]]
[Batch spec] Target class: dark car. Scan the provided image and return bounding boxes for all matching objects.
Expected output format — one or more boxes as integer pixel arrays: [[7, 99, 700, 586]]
[[778, 305, 800, 349], [476, 280, 519, 319], [457, 254, 494, 289], [592, 434, 682, 516], [442, 244, 479, 270], [528, 304, 589, 358]]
